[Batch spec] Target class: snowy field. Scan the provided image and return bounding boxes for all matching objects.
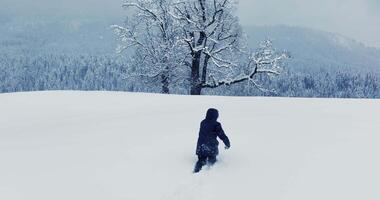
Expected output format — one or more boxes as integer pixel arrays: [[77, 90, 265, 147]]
[[1, 91, 379, 200]]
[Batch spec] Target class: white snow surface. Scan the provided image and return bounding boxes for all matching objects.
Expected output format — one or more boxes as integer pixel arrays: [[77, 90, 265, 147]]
[[0, 91, 379, 200]]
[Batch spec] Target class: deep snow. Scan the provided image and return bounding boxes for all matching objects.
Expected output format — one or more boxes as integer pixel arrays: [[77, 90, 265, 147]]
[[0, 91, 379, 200]]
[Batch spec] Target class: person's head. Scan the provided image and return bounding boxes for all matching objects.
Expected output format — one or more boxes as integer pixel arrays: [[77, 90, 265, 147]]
[[206, 108, 219, 121]]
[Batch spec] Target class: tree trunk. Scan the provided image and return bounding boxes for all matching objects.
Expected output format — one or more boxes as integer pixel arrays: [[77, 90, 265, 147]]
[[161, 51, 170, 94], [201, 54, 210, 84], [190, 31, 206, 95], [190, 51, 202, 95], [190, 84, 202, 95], [161, 72, 170, 94]]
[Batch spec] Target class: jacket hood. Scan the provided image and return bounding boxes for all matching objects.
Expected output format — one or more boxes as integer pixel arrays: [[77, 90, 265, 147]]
[[206, 108, 219, 121]]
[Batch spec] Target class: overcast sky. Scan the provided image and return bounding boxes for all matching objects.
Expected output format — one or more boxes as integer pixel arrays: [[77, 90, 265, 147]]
[[1, 0, 380, 47]]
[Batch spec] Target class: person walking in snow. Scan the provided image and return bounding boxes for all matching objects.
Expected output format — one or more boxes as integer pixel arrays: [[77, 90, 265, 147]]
[[194, 108, 231, 173]]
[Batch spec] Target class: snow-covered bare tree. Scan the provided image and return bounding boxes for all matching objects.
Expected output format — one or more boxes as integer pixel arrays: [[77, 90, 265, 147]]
[[171, 0, 289, 95], [170, 0, 242, 94], [112, 0, 187, 94], [113, 0, 289, 95]]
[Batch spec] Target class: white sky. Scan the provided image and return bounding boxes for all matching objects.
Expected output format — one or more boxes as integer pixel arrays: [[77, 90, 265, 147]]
[[1, 0, 380, 47], [238, 0, 380, 48]]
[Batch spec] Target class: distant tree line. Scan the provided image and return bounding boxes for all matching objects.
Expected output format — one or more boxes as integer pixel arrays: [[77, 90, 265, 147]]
[[0, 54, 378, 98], [210, 70, 379, 98], [0, 54, 128, 93]]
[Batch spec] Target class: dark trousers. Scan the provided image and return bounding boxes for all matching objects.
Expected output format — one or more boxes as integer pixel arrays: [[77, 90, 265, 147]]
[[194, 155, 217, 173]]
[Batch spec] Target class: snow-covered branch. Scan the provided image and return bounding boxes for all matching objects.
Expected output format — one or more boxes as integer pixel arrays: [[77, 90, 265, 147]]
[[202, 40, 289, 90]]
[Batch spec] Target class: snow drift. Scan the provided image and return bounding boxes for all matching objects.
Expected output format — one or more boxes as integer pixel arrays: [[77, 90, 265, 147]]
[[0, 91, 379, 200]]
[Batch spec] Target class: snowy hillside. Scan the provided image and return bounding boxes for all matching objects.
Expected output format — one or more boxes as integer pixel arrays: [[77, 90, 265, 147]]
[[1, 17, 380, 75], [1, 91, 379, 200], [245, 25, 380, 74]]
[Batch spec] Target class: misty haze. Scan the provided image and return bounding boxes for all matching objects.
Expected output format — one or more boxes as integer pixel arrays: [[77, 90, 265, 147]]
[[1, 1, 380, 200]]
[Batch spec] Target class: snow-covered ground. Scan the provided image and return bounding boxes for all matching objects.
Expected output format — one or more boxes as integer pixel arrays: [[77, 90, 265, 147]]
[[0, 91, 379, 200]]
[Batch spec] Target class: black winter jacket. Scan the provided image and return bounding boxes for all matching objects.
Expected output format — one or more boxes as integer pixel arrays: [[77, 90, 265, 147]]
[[196, 109, 230, 156]]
